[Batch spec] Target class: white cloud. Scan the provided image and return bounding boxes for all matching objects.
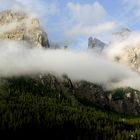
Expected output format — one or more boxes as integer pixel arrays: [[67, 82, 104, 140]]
[[14, 0, 58, 18], [123, 0, 140, 16], [0, 0, 58, 20], [67, 1, 107, 25], [0, 40, 139, 91], [65, 2, 117, 38], [65, 22, 117, 37], [123, 0, 140, 6]]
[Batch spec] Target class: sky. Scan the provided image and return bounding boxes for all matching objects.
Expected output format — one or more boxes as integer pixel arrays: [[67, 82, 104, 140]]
[[0, 0, 140, 48]]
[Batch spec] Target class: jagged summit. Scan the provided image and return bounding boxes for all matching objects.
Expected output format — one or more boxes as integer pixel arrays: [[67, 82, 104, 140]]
[[0, 10, 50, 48], [110, 28, 140, 73], [113, 27, 131, 36], [88, 37, 106, 52], [112, 27, 131, 41]]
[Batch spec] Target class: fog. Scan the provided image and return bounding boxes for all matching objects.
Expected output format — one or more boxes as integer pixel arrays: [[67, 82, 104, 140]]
[[104, 32, 140, 59], [0, 10, 140, 90], [0, 40, 140, 90]]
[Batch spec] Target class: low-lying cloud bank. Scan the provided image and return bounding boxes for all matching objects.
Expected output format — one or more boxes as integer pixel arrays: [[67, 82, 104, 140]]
[[0, 40, 140, 90]]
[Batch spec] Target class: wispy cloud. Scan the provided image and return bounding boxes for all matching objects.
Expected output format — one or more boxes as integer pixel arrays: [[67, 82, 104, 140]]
[[66, 22, 117, 37], [0, 1, 140, 90], [0, 0, 59, 43], [0, 40, 139, 90], [121, 0, 140, 25], [67, 2, 107, 25], [0, 0, 59, 22], [13, 0, 59, 18], [64, 1, 118, 39]]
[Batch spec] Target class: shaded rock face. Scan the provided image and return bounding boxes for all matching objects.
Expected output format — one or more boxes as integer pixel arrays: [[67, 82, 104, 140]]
[[71, 80, 140, 115], [110, 28, 131, 46], [0, 10, 50, 48], [59, 75, 140, 115], [112, 28, 131, 39], [107, 88, 140, 115], [88, 37, 106, 53], [1, 73, 140, 115]]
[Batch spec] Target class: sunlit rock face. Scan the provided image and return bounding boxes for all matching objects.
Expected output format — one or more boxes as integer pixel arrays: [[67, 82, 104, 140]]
[[0, 10, 50, 48], [109, 28, 140, 73], [115, 47, 140, 73]]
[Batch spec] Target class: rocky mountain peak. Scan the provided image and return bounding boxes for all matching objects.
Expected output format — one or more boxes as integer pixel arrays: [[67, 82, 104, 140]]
[[111, 28, 140, 73], [0, 10, 50, 48], [88, 37, 106, 52], [112, 27, 131, 41]]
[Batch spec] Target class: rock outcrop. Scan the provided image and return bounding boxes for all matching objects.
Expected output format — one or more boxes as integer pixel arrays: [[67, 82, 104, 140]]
[[114, 47, 140, 72], [112, 28, 131, 40], [108, 88, 140, 115], [73, 80, 140, 115], [110, 28, 140, 73], [0, 10, 50, 48], [88, 37, 106, 52]]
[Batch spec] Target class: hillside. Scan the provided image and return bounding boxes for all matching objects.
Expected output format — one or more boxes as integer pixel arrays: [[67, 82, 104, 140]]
[[0, 74, 139, 139]]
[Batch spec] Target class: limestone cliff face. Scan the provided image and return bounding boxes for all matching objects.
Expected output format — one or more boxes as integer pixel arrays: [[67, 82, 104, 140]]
[[110, 29, 140, 73], [0, 10, 50, 48], [114, 47, 140, 72]]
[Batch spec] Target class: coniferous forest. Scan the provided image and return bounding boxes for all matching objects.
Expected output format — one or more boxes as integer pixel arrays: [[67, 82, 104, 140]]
[[0, 74, 139, 140]]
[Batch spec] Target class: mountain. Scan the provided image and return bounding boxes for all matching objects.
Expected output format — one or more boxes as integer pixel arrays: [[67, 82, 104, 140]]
[[88, 37, 106, 52], [112, 28, 131, 40], [0, 10, 50, 48], [0, 10, 139, 139], [111, 28, 140, 73], [0, 74, 140, 139], [74, 81, 140, 115], [113, 47, 140, 73]]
